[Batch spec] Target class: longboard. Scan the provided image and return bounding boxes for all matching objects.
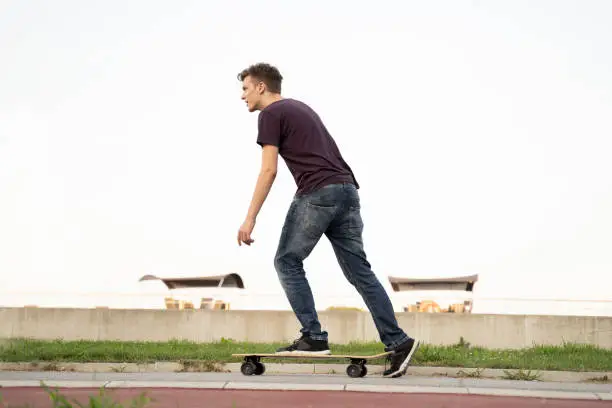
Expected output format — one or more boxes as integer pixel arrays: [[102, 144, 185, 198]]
[[232, 351, 392, 378]]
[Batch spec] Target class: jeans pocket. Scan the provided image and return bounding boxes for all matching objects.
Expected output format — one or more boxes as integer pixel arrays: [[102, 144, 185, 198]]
[[306, 201, 335, 208]]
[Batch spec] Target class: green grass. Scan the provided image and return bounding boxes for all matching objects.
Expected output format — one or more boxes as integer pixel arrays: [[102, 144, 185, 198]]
[[1, 337, 611, 373]]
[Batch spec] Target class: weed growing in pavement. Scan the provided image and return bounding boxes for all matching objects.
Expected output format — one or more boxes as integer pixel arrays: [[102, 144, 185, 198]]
[[502, 369, 541, 381]]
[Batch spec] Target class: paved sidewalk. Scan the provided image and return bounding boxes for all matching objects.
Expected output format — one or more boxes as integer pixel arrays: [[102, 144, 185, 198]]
[[2, 361, 610, 383], [0, 371, 610, 401]]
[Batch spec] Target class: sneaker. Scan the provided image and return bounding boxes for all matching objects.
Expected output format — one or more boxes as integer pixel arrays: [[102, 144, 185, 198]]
[[382, 337, 420, 378], [275, 334, 331, 355]]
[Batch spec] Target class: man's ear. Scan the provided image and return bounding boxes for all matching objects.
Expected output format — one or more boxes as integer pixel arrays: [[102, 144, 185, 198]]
[[257, 81, 266, 94]]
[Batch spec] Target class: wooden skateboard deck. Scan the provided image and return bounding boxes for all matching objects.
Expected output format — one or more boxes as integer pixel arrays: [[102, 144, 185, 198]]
[[232, 351, 392, 378]]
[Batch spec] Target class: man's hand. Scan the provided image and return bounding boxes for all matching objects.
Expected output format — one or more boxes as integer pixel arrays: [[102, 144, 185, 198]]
[[237, 217, 256, 246]]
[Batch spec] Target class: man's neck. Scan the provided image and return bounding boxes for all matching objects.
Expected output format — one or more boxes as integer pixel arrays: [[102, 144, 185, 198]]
[[260, 94, 283, 110]]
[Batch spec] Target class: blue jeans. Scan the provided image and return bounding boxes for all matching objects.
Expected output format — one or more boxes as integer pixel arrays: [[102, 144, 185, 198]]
[[273, 182, 411, 350]]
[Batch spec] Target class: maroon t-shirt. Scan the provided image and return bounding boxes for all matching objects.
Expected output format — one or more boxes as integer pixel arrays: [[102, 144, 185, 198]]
[[257, 98, 359, 196]]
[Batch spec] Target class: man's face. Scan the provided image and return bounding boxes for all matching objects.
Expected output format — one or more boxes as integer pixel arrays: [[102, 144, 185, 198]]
[[241, 76, 263, 112]]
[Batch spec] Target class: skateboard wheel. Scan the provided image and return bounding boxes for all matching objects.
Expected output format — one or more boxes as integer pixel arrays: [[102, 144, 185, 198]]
[[359, 365, 367, 377], [241, 361, 257, 376], [346, 364, 363, 378], [254, 362, 265, 375]]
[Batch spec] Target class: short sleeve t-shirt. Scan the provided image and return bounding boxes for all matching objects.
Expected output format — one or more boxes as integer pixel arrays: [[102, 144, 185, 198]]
[[256, 98, 359, 196]]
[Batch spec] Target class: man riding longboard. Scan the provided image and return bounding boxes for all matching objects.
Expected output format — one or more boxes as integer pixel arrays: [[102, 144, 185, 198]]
[[236, 63, 420, 378]]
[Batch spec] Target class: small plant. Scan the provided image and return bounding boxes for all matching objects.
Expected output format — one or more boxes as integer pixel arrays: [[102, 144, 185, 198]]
[[0, 385, 148, 408], [456, 368, 484, 378], [41, 363, 75, 373], [42, 363, 59, 372], [587, 375, 609, 383], [110, 364, 127, 373], [43, 382, 150, 408], [455, 337, 471, 349], [502, 369, 540, 381], [177, 359, 228, 373]]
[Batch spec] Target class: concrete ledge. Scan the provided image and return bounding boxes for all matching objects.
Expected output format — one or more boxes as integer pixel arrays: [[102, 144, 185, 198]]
[[0, 362, 185, 374], [0, 380, 109, 388], [596, 392, 612, 400], [0, 380, 608, 400], [2, 307, 611, 349], [465, 387, 601, 400], [2, 362, 609, 384]]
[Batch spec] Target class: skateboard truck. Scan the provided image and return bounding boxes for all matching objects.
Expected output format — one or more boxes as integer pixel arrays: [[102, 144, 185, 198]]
[[346, 358, 368, 378], [239, 355, 266, 376]]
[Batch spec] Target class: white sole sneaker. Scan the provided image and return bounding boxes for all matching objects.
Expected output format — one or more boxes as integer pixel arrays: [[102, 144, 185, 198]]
[[383, 338, 421, 378], [274, 349, 332, 356]]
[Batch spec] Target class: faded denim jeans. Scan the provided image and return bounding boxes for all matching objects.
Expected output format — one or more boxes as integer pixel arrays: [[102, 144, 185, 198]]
[[273, 182, 411, 350]]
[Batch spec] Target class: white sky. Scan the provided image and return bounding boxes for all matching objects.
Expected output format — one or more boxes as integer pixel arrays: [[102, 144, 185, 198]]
[[1, 0, 611, 305]]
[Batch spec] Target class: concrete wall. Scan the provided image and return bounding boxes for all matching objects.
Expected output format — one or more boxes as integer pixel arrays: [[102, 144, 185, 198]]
[[1, 307, 610, 349]]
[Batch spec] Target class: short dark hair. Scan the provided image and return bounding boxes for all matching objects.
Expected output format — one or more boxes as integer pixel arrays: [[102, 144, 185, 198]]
[[237, 63, 283, 93]]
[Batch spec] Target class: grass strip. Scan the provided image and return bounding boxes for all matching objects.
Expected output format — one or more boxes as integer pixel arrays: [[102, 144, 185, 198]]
[[1, 337, 611, 372]]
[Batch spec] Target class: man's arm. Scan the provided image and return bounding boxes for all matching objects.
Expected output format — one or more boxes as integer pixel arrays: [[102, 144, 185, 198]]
[[238, 144, 278, 245], [246, 144, 278, 220]]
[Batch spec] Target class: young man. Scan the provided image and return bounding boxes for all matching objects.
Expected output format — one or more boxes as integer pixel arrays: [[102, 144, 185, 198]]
[[236, 62, 420, 378]]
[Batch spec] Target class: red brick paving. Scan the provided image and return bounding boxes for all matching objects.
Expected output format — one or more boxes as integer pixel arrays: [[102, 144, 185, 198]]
[[0, 387, 609, 408]]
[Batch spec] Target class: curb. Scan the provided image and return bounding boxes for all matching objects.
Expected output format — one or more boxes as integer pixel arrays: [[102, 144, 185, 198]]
[[0, 380, 610, 401], [1, 362, 610, 384]]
